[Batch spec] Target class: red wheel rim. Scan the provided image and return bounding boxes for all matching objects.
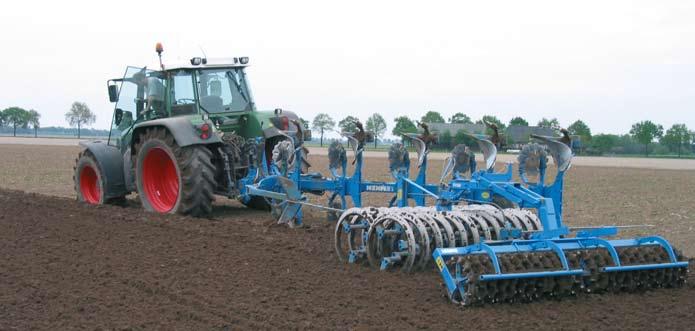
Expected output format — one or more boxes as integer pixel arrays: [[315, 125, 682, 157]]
[[142, 147, 179, 212], [79, 165, 101, 204]]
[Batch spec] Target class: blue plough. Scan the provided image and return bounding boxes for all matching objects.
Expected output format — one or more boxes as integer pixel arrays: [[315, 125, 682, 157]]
[[245, 121, 689, 305]]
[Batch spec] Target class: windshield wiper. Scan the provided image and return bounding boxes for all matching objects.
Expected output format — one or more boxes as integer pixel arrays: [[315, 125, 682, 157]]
[[197, 101, 214, 121], [226, 71, 250, 103]]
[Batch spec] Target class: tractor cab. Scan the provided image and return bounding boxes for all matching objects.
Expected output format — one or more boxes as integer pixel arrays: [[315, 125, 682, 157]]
[[106, 57, 255, 149]]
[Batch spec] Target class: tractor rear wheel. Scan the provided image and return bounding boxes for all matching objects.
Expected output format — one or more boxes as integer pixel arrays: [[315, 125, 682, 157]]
[[134, 127, 215, 217]]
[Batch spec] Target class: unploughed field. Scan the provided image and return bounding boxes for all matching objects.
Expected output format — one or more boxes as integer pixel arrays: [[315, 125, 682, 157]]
[[0, 144, 694, 330]]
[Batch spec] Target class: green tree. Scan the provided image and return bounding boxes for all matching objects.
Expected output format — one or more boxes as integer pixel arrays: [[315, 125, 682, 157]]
[[630, 120, 664, 156], [449, 112, 472, 124], [567, 120, 592, 146], [508, 116, 529, 127], [311, 113, 335, 147], [537, 117, 560, 128], [420, 111, 445, 123], [591, 134, 619, 155], [0, 110, 6, 127], [2, 107, 30, 137], [65, 102, 96, 139], [392, 116, 417, 136], [366, 113, 387, 148], [660, 124, 691, 157], [439, 130, 452, 149], [338, 115, 360, 134], [27, 109, 41, 138]]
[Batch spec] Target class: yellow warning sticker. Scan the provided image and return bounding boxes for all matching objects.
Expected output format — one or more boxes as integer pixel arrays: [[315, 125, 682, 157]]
[[481, 191, 490, 199], [397, 189, 403, 200], [436, 256, 445, 271]]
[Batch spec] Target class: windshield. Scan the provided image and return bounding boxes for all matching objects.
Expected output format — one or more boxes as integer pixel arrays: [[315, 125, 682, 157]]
[[197, 68, 254, 113], [108, 66, 162, 147]]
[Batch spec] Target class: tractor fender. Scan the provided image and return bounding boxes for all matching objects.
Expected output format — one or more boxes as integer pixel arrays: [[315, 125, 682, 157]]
[[262, 110, 301, 139], [79, 141, 128, 199], [263, 126, 284, 139], [132, 117, 222, 148]]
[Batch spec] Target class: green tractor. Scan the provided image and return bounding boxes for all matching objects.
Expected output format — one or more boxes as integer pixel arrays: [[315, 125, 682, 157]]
[[73, 44, 309, 216]]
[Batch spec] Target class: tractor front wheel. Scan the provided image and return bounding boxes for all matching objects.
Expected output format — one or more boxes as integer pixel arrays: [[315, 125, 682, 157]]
[[74, 150, 126, 205], [135, 127, 215, 217], [74, 151, 104, 204]]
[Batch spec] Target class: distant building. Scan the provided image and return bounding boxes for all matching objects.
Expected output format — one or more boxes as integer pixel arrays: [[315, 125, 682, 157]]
[[505, 125, 556, 147], [423, 122, 486, 135]]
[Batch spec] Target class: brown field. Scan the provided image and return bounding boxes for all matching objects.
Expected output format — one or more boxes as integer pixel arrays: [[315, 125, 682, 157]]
[[1, 144, 695, 330]]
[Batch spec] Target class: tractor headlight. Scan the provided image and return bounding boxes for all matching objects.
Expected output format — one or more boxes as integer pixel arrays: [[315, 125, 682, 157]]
[[190, 57, 203, 65]]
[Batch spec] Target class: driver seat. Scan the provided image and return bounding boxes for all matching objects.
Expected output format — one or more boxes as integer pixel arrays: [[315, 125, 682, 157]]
[[200, 80, 224, 113]]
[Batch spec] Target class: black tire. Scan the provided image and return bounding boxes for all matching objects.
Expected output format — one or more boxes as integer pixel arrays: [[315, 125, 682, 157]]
[[73, 150, 106, 204], [134, 127, 215, 217], [242, 196, 271, 211]]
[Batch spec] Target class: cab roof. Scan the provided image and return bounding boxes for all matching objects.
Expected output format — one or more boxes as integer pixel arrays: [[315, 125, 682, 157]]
[[163, 57, 249, 71]]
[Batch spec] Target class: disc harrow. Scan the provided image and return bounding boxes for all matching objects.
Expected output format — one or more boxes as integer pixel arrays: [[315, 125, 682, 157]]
[[335, 206, 541, 272]]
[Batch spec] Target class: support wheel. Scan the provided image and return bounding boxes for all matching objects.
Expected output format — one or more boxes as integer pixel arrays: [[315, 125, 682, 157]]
[[135, 127, 215, 216]]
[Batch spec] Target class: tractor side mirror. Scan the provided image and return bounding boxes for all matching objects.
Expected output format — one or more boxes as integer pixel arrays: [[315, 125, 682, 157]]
[[114, 108, 124, 126], [121, 111, 134, 127], [108, 84, 119, 103]]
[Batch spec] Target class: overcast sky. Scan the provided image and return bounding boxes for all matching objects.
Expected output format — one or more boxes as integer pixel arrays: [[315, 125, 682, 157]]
[[1, 0, 694, 138]]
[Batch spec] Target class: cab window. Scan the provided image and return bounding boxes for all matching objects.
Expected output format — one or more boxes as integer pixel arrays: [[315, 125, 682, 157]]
[[197, 68, 252, 113], [170, 71, 198, 116], [108, 67, 142, 147]]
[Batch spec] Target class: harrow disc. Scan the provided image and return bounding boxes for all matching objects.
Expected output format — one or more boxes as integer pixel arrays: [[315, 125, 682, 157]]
[[334, 207, 380, 264], [399, 209, 432, 270], [336, 205, 542, 272], [366, 212, 419, 272]]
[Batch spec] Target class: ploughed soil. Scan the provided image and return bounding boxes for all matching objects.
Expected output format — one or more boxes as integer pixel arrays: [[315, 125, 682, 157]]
[[1, 189, 694, 330], [1, 145, 695, 256], [1, 144, 695, 330]]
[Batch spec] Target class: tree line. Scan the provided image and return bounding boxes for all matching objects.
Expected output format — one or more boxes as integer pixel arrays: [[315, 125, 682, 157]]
[[0, 107, 41, 137], [7, 102, 687, 157], [0, 102, 97, 138], [309, 111, 694, 157], [307, 113, 387, 148]]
